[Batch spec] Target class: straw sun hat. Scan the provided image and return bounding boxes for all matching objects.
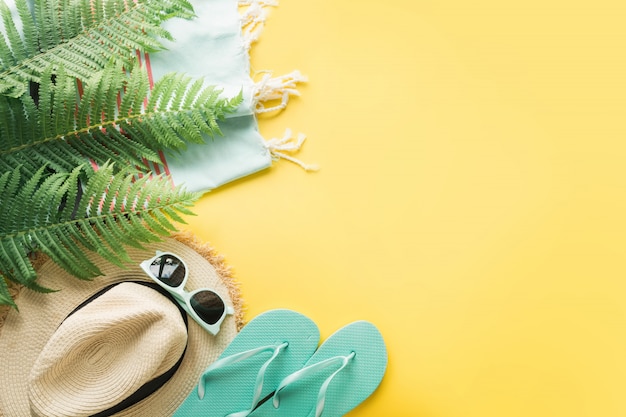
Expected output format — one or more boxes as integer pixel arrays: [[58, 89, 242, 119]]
[[0, 231, 244, 417]]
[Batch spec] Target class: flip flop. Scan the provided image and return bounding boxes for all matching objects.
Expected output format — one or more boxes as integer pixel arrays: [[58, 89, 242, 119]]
[[250, 321, 387, 417], [173, 309, 320, 417]]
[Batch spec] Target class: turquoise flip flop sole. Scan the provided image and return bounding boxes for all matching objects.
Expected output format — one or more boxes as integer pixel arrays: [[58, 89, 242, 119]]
[[174, 309, 320, 417], [250, 320, 387, 417]]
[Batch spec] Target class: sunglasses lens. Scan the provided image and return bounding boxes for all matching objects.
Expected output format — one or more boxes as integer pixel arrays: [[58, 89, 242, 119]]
[[190, 290, 225, 325], [149, 255, 186, 287]]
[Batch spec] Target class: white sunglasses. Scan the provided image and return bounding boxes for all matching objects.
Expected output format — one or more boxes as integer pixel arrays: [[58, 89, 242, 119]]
[[140, 251, 234, 335]]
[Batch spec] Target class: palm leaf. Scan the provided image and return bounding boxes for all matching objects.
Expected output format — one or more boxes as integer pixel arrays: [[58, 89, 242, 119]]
[[0, 0, 195, 98], [0, 64, 243, 180], [0, 162, 200, 307]]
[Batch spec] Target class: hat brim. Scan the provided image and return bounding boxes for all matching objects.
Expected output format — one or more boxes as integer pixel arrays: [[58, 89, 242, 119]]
[[0, 232, 242, 417]]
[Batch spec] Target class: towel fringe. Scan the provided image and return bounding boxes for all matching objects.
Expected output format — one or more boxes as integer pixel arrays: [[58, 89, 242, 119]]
[[239, 2, 318, 174], [253, 70, 308, 114], [265, 129, 319, 172], [239, 0, 278, 50]]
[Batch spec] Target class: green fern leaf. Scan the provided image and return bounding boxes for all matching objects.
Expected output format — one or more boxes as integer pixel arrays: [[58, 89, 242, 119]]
[[0, 0, 195, 98], [0, 162, 200, 307], [0, 64, 243, 180]]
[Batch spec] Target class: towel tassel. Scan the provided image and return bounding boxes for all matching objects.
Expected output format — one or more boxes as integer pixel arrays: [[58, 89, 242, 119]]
[[265, 129, 319, 172], [239, 0, 278, 49]]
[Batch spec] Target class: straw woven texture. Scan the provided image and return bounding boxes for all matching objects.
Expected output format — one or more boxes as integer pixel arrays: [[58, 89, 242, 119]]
[[0, 232, 244, 417]]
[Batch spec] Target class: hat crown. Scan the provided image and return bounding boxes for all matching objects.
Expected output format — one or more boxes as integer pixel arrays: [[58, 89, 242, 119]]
[[28, 283, 188, 417]]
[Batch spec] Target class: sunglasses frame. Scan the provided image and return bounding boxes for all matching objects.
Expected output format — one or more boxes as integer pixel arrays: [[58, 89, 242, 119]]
[[140, 251, 234, 335]]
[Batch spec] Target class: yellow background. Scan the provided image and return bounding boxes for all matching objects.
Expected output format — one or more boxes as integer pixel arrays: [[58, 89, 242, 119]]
[[185, 1, 626, 416]]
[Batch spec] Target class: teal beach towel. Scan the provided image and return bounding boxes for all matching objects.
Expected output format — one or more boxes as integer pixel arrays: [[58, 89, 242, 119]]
[[141, 0, 316, 193]]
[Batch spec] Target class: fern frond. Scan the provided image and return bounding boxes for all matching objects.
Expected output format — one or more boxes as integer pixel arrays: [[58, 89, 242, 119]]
[[0, 0, 195, 98], [0, 162, 200, 307], [0, 64, 242, 180]]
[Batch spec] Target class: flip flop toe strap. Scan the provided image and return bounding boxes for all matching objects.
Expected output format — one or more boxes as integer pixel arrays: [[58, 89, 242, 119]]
[[272, 351, 356, 417], [197, 342, 289, 416]]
